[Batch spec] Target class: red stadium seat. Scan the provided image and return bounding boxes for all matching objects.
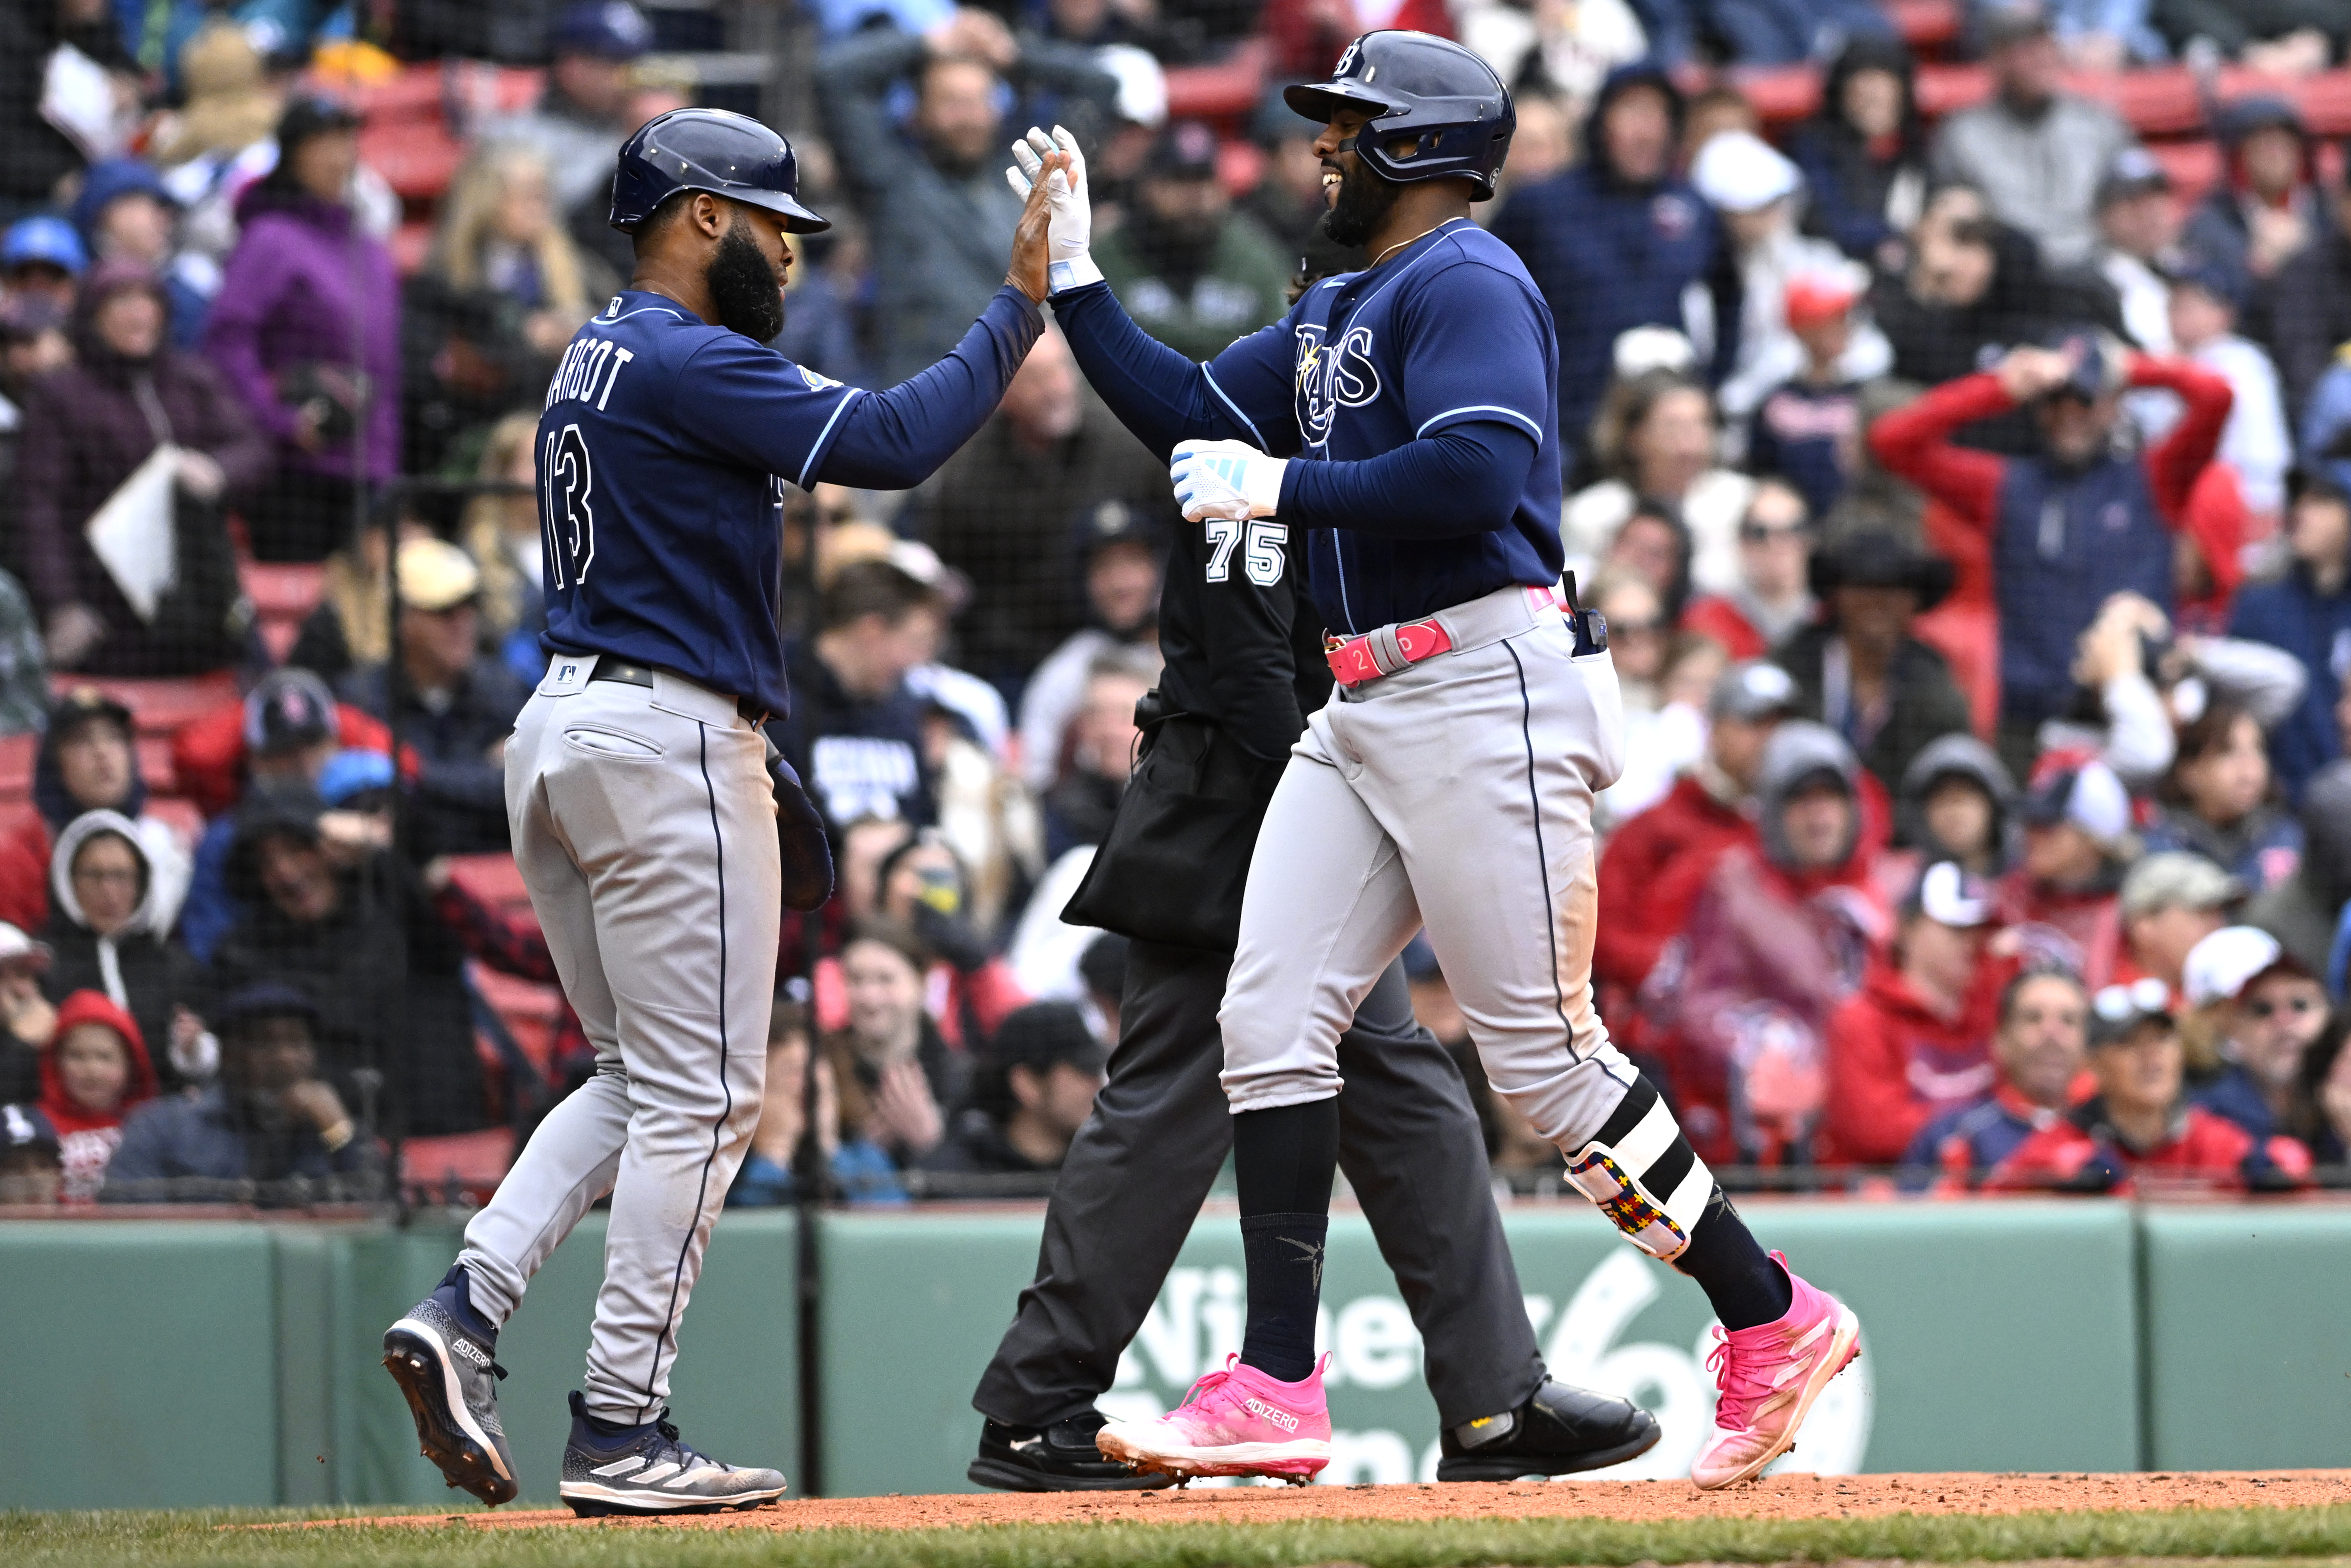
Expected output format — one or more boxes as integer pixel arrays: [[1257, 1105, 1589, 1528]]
[[1915, 63, 1990, 120], [0, 733, 33, 803], [240, 561, 326, 621], [1887, 0, 1961, 53], [401, 1126, 516, 1199], [2148, 139, 2224, 207], [472, 966, 563, 1079], [444, 851, 535, 920], [52, 672, 240, 738], [1733, 65, 1821, 130], [363, 116, 468, 202], [338, 62, 445, 123], [2066, 67, 2203, 137], [134, 736, 176, 795], [1166, 37, 1271, 127], [2290, 69, 2351, 137]]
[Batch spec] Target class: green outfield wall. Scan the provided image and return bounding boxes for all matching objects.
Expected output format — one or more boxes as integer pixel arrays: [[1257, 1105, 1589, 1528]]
[[0, 1200, 2340, 1511]]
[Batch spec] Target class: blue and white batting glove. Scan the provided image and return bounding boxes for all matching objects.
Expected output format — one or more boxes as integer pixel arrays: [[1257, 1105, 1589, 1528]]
[[1171, 438, 1287, 522], [1005, 124, 1102, 294]]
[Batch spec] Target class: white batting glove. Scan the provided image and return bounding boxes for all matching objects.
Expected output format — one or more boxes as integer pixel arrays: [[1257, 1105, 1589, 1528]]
[[1005, 124, 1102, 293], [1171, 438, 1287, 522]]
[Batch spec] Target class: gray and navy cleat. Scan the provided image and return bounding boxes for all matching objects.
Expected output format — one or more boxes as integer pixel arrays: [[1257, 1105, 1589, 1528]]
[[1434, 1379, 1662, 1481], [383, 1273, 518, 1506], [558, 1391, 788, 1517], [968, 1413, 1176, 1491]]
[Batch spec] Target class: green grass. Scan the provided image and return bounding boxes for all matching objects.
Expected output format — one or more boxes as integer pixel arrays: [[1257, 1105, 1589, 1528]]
[[5, 1503, 2351, 1568]]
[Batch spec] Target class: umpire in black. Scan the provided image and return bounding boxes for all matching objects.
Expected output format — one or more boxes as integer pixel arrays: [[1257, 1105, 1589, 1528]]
[[966, 447, 1660, 1488]]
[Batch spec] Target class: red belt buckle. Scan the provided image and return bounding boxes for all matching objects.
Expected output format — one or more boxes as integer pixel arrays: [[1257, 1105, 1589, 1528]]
[[1324, 617, 1453, 688]]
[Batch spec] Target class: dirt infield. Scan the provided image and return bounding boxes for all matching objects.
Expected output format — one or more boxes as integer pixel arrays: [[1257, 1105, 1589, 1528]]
[[318, 1470, 2351, 1533]]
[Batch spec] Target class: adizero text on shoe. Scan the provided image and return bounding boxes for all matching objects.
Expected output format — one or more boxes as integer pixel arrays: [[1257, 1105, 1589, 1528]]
[[383, 1297, 518, 1506], [969, 1413, 1175, 1491], [1690, 1252, 1862, 1490], [1435, 1379, 1663, 1481], [1095, 1355, 1331, 1482], [558, 1394, 787, 1517]]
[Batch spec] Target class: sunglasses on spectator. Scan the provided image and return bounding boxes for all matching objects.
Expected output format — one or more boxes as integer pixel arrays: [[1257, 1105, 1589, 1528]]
[[1739, 522, 1810, 544], [2092, 977, 2171, 1022], [2246, 995, 2322, 1020]]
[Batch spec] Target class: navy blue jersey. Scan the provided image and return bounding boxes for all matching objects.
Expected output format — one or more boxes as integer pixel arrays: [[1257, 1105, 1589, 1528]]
[[536, 290, 868, 715], [1198, 219, 1565, 633]]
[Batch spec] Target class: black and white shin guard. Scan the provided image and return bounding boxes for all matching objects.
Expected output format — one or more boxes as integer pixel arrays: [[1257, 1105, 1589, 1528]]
[[1559, 1075, 1712, 1263]]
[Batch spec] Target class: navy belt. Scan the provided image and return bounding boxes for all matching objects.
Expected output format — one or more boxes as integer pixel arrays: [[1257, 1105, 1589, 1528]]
[[590, 660, 770, 726]]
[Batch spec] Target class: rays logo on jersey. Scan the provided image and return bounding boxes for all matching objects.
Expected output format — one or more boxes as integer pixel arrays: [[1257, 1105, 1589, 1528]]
[[1293, 322, 1381, 449]]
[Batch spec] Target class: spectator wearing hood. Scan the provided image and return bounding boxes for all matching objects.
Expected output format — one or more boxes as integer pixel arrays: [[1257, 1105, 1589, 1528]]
[[2142, 703, 2304, 893], [2184, 97, 2319, 289], [913, 326, 1173, 685], [2180, 925, 2333, 1139], [103, 981, 380, 1202], [1929, 3, 2135, 269], [205, 95, 400, 562], [1597, 660, 1799, 1005], [1905, 965, 2090, 1185], [1668, 721, 1893, 1163], [1987, 977, 2311, 1191], [1093, 121, 1292, 365], [1492, 63, 1736, 467], [147, 19, 284, 174], [338, 539, 529, 857], [40, 810, 204, 1093], [1869, 334, 2233, 751], [210, 785, 484, 1136], [1821, 861, 2011, 1165], [1896, 733, 2017, 876], [20, 260, 268, 677], [38, 989, 156, 1201], [0, 923, 56, 1104], [1018, 500, 1165, 793], [1789, 33, 1929, 268], [1683, 479, 1817, 661], [1770, 530, 1971, 796], [1871, 184, 2123, 460], [1691, 130, 1893, 436], [2230, 474, 2351, 799], [0, 0, 133, 215], [2247, 759, 2351, 980], [1999, 752, 2135, 984], [0, 690, 189, 936], [71, 159, 217, 350]]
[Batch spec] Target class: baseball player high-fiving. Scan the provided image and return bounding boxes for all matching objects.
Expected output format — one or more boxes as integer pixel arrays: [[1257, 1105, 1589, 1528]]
[[1012, 32, 1861, 1490], [383, 108, 1065, 1517]]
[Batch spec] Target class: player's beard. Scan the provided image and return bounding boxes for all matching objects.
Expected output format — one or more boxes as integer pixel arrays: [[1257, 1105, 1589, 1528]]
[[707, 213, 786, 343], [1321, 155, 1401, 249]]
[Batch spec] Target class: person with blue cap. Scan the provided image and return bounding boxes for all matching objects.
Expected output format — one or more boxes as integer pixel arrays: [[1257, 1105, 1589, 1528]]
[[1, 216, 86, 312], [72, 158, 217, 349], [488, 2, 658, 226]]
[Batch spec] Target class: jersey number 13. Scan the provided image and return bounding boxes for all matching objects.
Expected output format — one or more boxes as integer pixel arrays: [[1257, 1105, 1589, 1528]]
[[542, 423, 595, 587]]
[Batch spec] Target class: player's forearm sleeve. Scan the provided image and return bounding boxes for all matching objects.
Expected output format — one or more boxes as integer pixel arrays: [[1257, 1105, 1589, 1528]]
[[1047, 281, 1222, 457], [815, 287, 1045, 489], [1279, 423, 1535, 538]]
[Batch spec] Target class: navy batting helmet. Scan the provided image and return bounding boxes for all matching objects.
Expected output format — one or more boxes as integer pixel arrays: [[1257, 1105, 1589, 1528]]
[[1283, 31, 1514, 200], [610, 107, 830, 235]]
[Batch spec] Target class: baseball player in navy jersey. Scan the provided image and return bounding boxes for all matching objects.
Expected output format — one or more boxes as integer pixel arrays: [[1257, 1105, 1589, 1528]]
[[383, 108, 1066, 1516], [1009, 31, 1862, 1489]]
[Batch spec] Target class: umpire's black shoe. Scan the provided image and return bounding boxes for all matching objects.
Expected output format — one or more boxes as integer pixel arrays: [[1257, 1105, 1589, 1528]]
[[969, 1412, 1176, 1491], [1435, 1380, 1661, 1481]]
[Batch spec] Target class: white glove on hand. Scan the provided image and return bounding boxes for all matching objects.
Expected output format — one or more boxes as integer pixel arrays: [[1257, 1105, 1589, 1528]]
[[1171, 438, 1287, 522], [1005, 124, 1102, 293]]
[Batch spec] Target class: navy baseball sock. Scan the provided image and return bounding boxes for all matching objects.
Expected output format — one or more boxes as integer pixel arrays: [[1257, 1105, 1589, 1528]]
[[1672, 1187, 1792, 1331], [434, 1264, 498, 1344], [1233, 1099, 1341, 1384]]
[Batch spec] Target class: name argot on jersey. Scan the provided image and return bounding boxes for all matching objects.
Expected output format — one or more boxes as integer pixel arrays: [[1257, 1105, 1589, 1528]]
[[546, 335, 636, 412]]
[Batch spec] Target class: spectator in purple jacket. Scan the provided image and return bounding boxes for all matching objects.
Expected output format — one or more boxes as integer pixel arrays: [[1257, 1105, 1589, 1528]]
[[204, 96, 399, 562], [19, 260, 270, 676]]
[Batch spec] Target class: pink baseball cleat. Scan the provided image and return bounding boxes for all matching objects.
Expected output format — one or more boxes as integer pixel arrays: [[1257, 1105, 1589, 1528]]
[[1096, 1355, 1332, 1483], [1690, 1252, 1861, 1491]]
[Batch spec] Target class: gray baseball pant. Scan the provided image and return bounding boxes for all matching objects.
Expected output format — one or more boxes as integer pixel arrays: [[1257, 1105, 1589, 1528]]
[[456, 661, 781, 1425], [974, 939, 1545, 1430], [1220, 585, 1717, 1257]]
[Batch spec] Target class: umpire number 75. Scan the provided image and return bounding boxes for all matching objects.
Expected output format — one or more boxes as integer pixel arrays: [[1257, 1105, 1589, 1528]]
[[1204, 519, 1285, 586]]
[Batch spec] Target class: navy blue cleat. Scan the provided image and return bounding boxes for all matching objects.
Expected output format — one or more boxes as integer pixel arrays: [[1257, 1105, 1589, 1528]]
[[558, 1392, 788, 1517], [383, 1268, 519, 1505]]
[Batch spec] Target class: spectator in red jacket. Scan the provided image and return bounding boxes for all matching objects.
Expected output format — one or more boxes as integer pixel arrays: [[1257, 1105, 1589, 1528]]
[[1999, 752, 2136, 986], [1821, 861, 2009, 1165], [1868, 334, 2233, 770], [1681, 478, 1818, 661], [1987, 977, 2312, 1191], [1906, 966, 2091, 1186], [1667, 720, 1895, 1164], [1594, 660, 1800, 1002]]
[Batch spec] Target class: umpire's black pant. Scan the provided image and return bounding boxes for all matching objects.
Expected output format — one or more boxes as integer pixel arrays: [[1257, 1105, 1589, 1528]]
[[971, 938, 1546, 1429]]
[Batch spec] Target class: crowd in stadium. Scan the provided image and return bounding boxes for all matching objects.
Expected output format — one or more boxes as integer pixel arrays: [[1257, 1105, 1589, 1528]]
[[0, 0, 2348, 1210]]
